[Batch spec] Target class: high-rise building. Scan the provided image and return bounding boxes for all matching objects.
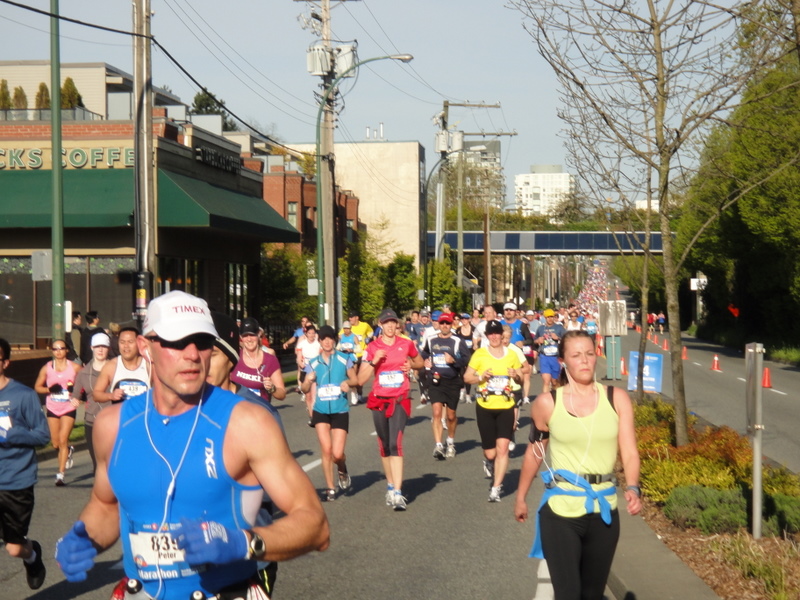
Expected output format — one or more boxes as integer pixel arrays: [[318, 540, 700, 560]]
[[513, 164, 575, 217]]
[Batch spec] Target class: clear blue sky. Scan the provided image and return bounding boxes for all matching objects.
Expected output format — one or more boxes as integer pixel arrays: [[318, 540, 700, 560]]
[[1, 0, 566, 204]]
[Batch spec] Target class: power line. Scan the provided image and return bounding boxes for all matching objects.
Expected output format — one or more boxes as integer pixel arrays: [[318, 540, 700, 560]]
[[0, 0, 315, 157]]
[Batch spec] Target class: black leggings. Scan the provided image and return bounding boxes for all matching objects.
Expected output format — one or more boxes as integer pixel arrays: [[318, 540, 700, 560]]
[[539, 503, 620, 600]]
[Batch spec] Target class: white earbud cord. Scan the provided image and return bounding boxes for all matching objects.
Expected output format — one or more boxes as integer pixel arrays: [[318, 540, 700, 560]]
[[143, 385, 205, 600]]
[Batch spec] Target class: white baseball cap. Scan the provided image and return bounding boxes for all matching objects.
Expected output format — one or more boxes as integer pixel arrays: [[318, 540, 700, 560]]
[[143, 291, 218, 341], [503, 302, 517, 310], [90, 332, 111, 347]]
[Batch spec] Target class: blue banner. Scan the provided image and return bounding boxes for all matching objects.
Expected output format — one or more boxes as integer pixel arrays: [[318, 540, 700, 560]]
[[627, 352, 663, 393]]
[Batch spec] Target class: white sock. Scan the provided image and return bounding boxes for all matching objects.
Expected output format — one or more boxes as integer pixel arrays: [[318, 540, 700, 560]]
[[446, 437, 454, 445]]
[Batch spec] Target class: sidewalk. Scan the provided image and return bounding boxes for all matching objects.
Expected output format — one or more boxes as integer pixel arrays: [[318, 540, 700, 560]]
[[609, 490, 721, 599]]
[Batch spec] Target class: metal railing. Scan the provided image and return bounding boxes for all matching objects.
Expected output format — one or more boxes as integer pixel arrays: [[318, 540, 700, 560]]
[[0, 107, 103, 121]]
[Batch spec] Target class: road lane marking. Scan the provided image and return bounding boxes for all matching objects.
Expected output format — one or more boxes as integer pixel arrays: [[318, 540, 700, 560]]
[[770, 389, 788, 396], [737, 378, 746, 382], [302, 459, 322, 472], [692, 362, 702, 366], [534, 560, 554, 599]]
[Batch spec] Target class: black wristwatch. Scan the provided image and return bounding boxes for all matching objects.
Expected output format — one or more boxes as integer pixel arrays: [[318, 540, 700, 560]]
[[246, 529, 266, 560]]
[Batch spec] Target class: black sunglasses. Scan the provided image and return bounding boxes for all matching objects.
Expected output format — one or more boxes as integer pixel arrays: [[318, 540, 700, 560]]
[[146, 334, 215, 351]]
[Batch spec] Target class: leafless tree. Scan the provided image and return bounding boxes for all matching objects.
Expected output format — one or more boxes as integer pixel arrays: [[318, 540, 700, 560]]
[[508, 0, 799, 445]]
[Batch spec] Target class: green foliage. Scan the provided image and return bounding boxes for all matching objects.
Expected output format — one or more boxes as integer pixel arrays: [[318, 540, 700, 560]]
[[339, 238, 388, 324], [35, 82, 50, 109], [772, 495, 800, 534], [0, 79, 11, 110], [385, 254, 418, 316], [429, 254, 459, 311], [763, 466, 800, 498], [258, 245, 316, 323], [12, 86, 27, 110], [641, 456, 736, 504], [60, 77, 83, 109], [190, 90, 238, 131], [683, 57, 800, 345], [664, 485, 747, 534]]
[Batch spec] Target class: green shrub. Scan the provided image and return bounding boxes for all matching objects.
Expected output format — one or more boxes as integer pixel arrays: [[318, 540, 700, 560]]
[[763, 466, 800, 498], [773, 494, 800, 534], [664, 485, 747, 533], [696, 490, 748, 534], [642, 456, 736, 503]]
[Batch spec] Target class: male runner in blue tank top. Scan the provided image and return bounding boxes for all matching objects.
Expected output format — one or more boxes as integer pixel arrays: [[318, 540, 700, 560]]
[[55, 291, 329, 600]]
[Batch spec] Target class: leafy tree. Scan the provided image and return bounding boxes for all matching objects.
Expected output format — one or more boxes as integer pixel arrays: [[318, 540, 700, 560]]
[[429, 248, 460, 311], [509, 0, 793, 446], [12, 87, 27, 110], [0, 79, 11, 110], [35, 82, 50, 109], [190, 90, 238, 132], [682, 56, 800, 344], [339, 238, 387, 324], [385, 253, 418, 315], [259, 244, 317, 323], [61, 77, 83, 109]]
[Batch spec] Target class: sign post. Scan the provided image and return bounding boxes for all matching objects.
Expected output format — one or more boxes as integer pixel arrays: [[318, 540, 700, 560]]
[[745, 342, 764, 539]]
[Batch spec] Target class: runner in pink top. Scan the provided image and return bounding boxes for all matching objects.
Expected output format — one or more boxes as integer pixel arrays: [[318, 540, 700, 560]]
[[34, 338, 82, 485], [357, 309, 423, 511]]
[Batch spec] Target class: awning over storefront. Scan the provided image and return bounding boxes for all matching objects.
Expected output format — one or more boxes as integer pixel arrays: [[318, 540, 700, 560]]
[[0, 169, 134, 228], [0, 169, 299, 242], [157, 170, 299, 242]]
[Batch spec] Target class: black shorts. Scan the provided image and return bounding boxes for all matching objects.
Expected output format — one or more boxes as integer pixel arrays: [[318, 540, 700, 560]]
[[475, 404, 515, 450], [311, 411, 349, 432], [46, 408, 77, 419], [0, 486, 35, 544], [428, 377, 462, 411]]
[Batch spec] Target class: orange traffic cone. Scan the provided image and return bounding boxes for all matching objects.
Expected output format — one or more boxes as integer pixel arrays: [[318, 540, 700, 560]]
[[711, 354, 722, 372], [681, 346, 688, 360], [662, 339, 669, 351], [762, 367, 772, 389], [647, 331, 651, 340], [620, 357, 628, 376], [653, 335, 659, 345]]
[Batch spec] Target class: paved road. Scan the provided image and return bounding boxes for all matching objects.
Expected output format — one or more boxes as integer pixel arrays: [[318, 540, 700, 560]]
[[614, 329, 800, 473], [2, 387, 554, 600]]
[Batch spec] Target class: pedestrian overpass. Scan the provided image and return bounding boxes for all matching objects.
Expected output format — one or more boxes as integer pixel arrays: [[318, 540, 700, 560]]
[[426, 231, 664, 255]]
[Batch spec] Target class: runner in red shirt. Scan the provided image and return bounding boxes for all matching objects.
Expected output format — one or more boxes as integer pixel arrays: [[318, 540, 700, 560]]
[[357, 309, 423, 511]]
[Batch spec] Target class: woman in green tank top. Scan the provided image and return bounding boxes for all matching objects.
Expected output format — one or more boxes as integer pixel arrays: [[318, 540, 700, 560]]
[[513, 330, 642, 600]]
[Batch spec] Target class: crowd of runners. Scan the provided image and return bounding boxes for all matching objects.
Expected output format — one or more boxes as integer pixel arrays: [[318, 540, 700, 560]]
[[0, 263, 642, 600]]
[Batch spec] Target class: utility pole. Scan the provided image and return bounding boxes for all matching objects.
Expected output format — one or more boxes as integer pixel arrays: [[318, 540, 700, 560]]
[[299, 0, 360, 324], [133, 0, 155, 325], [433, 101, 515, 301], [50, 0, 65, 341]]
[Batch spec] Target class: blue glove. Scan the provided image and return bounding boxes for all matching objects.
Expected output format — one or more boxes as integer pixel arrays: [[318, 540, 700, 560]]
[[55, 521, 98, 582], [175, 518, 247, 566]]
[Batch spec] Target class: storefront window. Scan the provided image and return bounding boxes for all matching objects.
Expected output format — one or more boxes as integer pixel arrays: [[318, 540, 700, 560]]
[[0, 257, 33, 345]]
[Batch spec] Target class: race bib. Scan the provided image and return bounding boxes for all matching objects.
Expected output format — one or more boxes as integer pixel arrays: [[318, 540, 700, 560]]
[[542, 344, 559, 357], [378, 370, 404, 388], [51, 389, 71, 403], [487, 376, 509, 394], [128, 521, 195, 580], [318, 384, 341, 401], [116, 379, 149, 399], [433, 354, 448, 368], [0, 410, 11, 430], [523, 346, 533, 356], [340, 342, 354, 351]]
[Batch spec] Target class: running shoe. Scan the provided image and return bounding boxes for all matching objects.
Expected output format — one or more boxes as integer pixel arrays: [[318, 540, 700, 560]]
[[509, 431, 516, 453], [393, 492, 407, 511], [385, 489, 394, 506], [483, 459, 494, 479], [441, 415, 447, 429], [523, 396, 531, 405], [65, 445, 74, 470], [349, 391, 359, 406], [433, 444, 446, 460], [324, 489, 336, 502], [24, 540, 46, 590], [55, 472, 65, 487], [307, 419, 314, 428], [445, 443, 456, 459], [338, 470, 351, 490], [488, 485, 503, 503], [420, 393, 428, 405], [459, 389, 466, 403]]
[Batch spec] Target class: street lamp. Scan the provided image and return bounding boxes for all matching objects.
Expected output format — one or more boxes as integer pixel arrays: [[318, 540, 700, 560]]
[[315, 53, 413, 325]]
